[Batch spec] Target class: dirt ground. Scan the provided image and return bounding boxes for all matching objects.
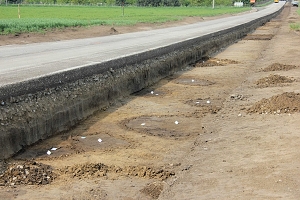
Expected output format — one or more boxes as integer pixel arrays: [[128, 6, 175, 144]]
[[1, 4, 300, 200]]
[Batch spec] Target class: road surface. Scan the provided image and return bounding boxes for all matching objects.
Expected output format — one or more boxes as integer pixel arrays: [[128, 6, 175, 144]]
[[0, 2, 284, 87]]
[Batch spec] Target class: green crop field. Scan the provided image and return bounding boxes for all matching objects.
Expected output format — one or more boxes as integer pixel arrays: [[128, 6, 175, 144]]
[[0, 5, 250, 34]]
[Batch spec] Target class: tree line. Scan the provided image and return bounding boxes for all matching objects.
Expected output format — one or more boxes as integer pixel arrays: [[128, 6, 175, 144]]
[[3, 0, 237, 7]]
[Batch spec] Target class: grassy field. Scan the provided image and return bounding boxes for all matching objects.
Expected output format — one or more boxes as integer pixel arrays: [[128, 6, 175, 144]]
[[0, 5, 250, 34]]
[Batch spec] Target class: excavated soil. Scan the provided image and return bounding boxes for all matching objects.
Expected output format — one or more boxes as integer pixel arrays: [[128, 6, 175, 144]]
[[262, 62, 298, 71], [0, 161, 56, 186], [59, 163, 175, 180], [1, 4, 300, 200], [247, 92, 300, 114], [255, 74, 294, 87]]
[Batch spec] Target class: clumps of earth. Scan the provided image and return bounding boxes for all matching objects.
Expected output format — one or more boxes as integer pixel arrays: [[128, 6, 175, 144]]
[[140, 182, 164, 199], [255, 74, 294, 87], [247, 92, 300, 114], [0, 162, 175, 187], [59, 163, 175, 181], [0, 161, 56, 186], [195, 57, 239, 67], [110, 27, 118, 34], [262, 63, 298, 72]]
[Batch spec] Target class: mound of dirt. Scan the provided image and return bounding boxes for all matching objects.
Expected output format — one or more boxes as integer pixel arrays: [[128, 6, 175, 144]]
[[244, 34, 274, 40], [255, 74, 294, 87], [247, 92, 300, 114], [0, 161, 56, 186], [262, 63, 298, 72], [195, 57, 239, 67], [140, 182, 164, 199], [60, 163, 175, 181]]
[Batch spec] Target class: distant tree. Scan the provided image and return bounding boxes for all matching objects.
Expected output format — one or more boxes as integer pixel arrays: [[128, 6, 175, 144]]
[[162, 0, 180, 6], [179, 0, 190, 6], [105, 0, 115, 5]]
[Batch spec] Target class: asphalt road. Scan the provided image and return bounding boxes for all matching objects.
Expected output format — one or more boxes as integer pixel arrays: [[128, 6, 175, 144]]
[[0, 2, 285, 87]]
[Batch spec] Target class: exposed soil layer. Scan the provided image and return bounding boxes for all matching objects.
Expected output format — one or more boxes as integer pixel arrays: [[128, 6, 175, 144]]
[[13, 133, 130, 160], [122, 115, 204, 138], [174, 77, 215, 86], [262, 62, 298, 71], [244, 34, 274, 40], [140, 182, 164, 199], [194, 57, 239, 67], [255, 74, 294, 87], [185, 99, 222, 114], [247, 92, 300, 114], [59, 163, 175, 180]]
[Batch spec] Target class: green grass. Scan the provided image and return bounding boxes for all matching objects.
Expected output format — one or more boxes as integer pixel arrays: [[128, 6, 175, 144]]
[[290, 23, 300, 31], [290, 9, 300, 31], [0, 5, 250, 35]]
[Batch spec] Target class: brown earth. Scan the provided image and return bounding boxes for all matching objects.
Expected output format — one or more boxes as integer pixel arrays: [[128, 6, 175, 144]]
[[255, 74, 295, 87], [262, 62, 299, 71], [247, 92, 300, 114], [1, 4, 300, 200]]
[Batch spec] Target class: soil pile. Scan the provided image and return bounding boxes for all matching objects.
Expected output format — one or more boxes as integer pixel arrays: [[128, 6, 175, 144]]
[[255, 74, 294, 87], [60, 163, 175, 180], [0, 161, 56, 186], [262, 63, 297, 72], [247, 92, 300, 114], [195, 57, 239, 67]]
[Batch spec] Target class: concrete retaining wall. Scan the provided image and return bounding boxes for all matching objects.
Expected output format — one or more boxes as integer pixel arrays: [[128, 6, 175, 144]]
[[0, 7, 283, 159]]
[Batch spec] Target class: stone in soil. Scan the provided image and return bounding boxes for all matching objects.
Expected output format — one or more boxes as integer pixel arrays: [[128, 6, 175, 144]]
[[0, 161, 56, 186]]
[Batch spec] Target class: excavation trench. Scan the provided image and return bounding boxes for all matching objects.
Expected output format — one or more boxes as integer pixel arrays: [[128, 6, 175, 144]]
[[0, 7, 283, 159]]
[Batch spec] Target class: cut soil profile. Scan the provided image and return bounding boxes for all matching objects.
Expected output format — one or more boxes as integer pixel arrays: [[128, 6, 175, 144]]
[[1, 4, 300, 200]]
